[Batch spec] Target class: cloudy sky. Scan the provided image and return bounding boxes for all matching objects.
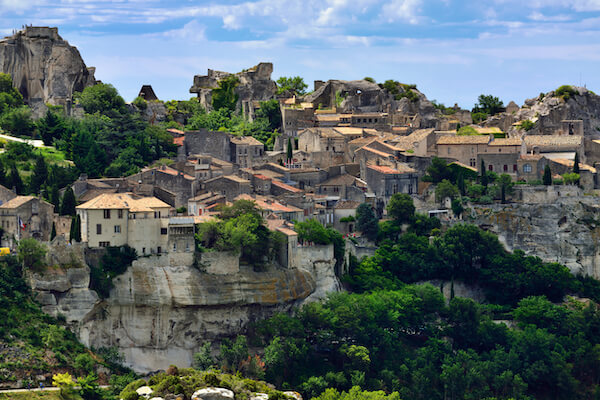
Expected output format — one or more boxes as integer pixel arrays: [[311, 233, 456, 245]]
[[1, 0, 599, 108]]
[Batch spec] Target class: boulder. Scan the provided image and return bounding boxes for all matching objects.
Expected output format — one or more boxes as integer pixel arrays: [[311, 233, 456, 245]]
[[136, 385, 153, 397], [250, 393, 269, 400], [191, 387, 234, 400]]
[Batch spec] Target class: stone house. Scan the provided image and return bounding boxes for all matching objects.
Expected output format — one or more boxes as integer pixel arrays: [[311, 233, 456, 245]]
[[76, 193, 174, 256], [317, 173, 367, 199], [354, 144, 398, 165], [174, 155, 235, 182], [548, 158, 597, 189], [298, 128, 346, 155], [236, 194, 304, 222], [281, 102, 315, 138], [288, 168, 328, 191], [333, 200, 361, 234], [364, 164, 418, 204], [517, 154, 548, 182], [182, 129, 231, 161], [187, 192, 226, 216], [350, 113, 389, 130], [389, 128, 436, 157], [436, 135, 492, 167], [128, 166, 197, 208], [477, 153, 519, 176], [203, 175, 252, 201], [0, 196, 54, 248], [0, 184, 16, 205], [230, 136, 265, 168], [522, 135, 585, 162]]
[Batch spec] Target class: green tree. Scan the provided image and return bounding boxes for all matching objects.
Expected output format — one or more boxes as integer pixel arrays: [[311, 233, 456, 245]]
[[435, 179, 459, 203], [498, 173, 513, 203], [451, 198, 464, 217], [49, 184, 60, 209], [7, 163, 24, 194], [193, 343, 215, 370], [386, 193, 415, 224], [456, 173, 465, 195], [78, 374, 102, 400], [426, 157, 453, 183], [52, 372, 76, 398], [61, 187, 76, 216], [76, 83, 126, 115], [212, 75, 239, 112], [472, 94, 504, 115], [276, 76, 308, 95], [355, 203, 379, 242], [255, 99, 282, 132], [295, 219, 332, 244], [50, 222, 56, 241], [0, 73, 24, 115], [0, 106, 35, 137], [17, 238, 47, 270], [29, 155, 48, 195], [70, 214, 81, 243], [480, 160, 488, 188], [543, 165, 552, 186], [219, 335, 248, 372], [37, 109, 65, 146], [286, 137, 293, 163]]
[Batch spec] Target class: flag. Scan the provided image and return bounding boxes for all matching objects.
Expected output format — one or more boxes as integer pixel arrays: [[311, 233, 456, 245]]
[[18, 217, 25, 231]]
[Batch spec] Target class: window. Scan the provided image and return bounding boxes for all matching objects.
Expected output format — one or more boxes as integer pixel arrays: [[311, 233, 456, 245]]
[[99, 241, 110, 247], [161, 228, 168, 235], [503, 165, 508, 172], [114, 225, 121, 233], [523, 164, 532, 173], [157, 246, 162, 254], [142, 247, 146, 254], [96, 224, 102, 234], [469, 158, 476, 167], [186, 242, 190, 252], [488, 165, 493, 171], [513, 164, 518, 172], [447, 148, 451, 155], [118, 209, 123, 219], [173, 243, 177, 251], [104, 209, 111, 219]]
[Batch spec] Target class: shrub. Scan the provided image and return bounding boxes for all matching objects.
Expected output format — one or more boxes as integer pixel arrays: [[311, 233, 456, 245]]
[[457, 126, 478, 135], [520, 120, 535, 131], [17, 238, 47, 271], [132, 96, 147, 110], [556, 85, 577, 101]]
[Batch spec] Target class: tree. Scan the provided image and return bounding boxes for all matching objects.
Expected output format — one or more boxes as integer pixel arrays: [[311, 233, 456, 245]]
[[498, 173, 513, 203], [193, 342, 215, 370], [295, 219, 332, 245], [457, 173, 465, 195], [0, 106, 35, 137], [573, 152, 580, 174], [76, 83, 126, 115], [219, 335, 249, 372], [276, 76, 308, 95], [255, 99, 282, 132], [480, 160, 488, 188], [451, 198, 464, 217], [212, 75, 239, 112], [17, 238, 47, 270], [435, 180, 460, 203], [0, 73, 24, 115], [472, 94, 504, 116], [7, 164, 24, 194], [52, 372, 76, 398], [37, 109, 65, 146], [70, 214, 81, 243], [61, 187, 76, 216], [286, 137, 293, 164], [50, 222, 56, 241], [29, 155, 48, 195], [543, 165, 552, 186], [355, 203, 379, 242], [78, 374, 102, 400], [49, 184, 60, 209], [426, 157, 453, 183], [386, 193, 415, 224]]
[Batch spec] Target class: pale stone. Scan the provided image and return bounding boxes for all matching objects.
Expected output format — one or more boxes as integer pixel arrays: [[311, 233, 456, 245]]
[[250, 393, 269, 400], [136, 385, 153, 396], [191, 387, 234, 400], [283, 392, 303, 400]]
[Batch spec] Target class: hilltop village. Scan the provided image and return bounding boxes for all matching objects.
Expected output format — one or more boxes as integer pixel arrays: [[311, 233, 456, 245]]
[[6, 26, 600, 400]]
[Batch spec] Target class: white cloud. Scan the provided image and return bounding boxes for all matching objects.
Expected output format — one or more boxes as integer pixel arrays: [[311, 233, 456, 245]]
[[380, 0, 423, 24], [162, 20, 206, 42]]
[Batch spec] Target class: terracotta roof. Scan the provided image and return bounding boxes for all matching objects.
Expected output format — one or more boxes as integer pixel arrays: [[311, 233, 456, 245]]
[[231, 136, 264, 146], [167, 128, 184, 135], [349, 137, 377, 146], [157, 166, 194, 180], [235, 194, 302, 213], [271, 180, 303, 193], [205, 175, 250, 184], [315, 114, 341, 122], [368, 164, 416, 174], [253, 174, 271, 181], [474, 127, 503, 134], [77, 193, 171, 211], [0, 196, 35, 209], [333, 127, 364, 136], [277, 227, 298, 236], [520, 154, 543, 161], [437, 135, 491, 145], [173, 136, 185, 146], [356, 145, 394, 158]]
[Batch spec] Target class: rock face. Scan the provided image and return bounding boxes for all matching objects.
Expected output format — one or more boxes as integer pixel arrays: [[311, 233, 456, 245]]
[[189, 63, 277, 118], [73, 256, 331, 373], [0, 26, 95, 111], [468, 197, 600, 277], [486, 87, 600, 137]]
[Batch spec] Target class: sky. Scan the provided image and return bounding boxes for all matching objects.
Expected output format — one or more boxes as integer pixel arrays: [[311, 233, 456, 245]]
[[1, 0, 600, 109]]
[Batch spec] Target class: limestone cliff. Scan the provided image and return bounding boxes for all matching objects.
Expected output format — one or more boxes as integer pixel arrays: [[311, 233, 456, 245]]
[[468, 197, 600, 278], [29, 246, 340, 373], [0, 26, 95, 112]]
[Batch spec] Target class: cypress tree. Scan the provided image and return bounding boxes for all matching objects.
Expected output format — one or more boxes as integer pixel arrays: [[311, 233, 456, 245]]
[[50, 222, 56, 241], [73, 215, 82, 243], [480, 160, 488, 188], [30, 155, 48, 195], [286, 137, 293, 164], [61, 187, 76, 216], [49, 184, 60, 210], [457, 173, 465, 196], [573, 152, 580, 174], [543, 165, 552, 185], [8, 164, 24, 195]]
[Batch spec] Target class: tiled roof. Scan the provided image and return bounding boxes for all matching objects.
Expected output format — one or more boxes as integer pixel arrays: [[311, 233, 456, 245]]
[[524, 135, 582, 148], [271, 180, 303, 193], [319, 173, 360, 187], [437, 135, 491, 145], [235, 194, 303, 213], [551, 158, 597, 173], [315, 114, 341, 122], [333, 127, 364, 136], [474, 127, 503, 134], [449, 161, 478, 172], [334, 200, 361, 209], [173, 136, 185, 146], [157, 166, 194, 180], [77, 193, 171, 211], [0, 196, 35, 209], [368, 164, 416, 174], [167, 128, 184, 135], [489, 138, 522, 146], [231, 136, 264, 146], [356, 145, 394, 158]]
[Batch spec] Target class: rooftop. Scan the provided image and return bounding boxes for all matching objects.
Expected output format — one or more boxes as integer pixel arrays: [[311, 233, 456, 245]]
[[77, 193, 171, 211], [231, 136, 264, 146], [437, 135, 491, 145], [271, 180, 303, 193], [368, 163, 416, 174], [523, 135, 582, 148], [319, 173, 362, 187], [489, 138, 522, 146], [334, 200, 361, 209], [0, 196, 36, 209], [551, 158, 597, 173]]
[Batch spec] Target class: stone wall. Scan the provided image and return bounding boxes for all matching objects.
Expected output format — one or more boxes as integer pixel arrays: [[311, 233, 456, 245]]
[[513, 185, 582, 203], [184, 130, 231, 161], [199, 251, 240, 275]]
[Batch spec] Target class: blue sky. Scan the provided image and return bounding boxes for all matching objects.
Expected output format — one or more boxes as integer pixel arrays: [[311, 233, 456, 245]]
[[2, 0, 600, 109]]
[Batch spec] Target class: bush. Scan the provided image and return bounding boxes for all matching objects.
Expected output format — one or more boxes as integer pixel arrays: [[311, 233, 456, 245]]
[[132, 96, 147, 110], [17, 238, 47, 271], [556, 85, 577, 101], [457, 126, 478, 135], [520, 120, 535, 131]]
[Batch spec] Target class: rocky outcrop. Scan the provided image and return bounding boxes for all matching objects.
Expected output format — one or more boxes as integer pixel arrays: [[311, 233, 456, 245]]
[[468, 197, 600, 278], [486, 87, 600, 138], [0, 26, 95, 112], [189, 63, 276, 118], [192, 387, 234, 400]]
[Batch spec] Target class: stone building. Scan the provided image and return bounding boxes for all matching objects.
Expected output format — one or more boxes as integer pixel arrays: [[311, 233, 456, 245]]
[[76, 193, 172, 255], [128, 166, 197, 208], [0, 196, 54, 248], [364, 164, 418, 204], [436, 135, 492, 167], [0, 184, 16, 205], [182, 129, 231, 161], [187, 192, 226, 216], [317, 174, 367, 201], [522, 135, 585, 162], [517, 154, 548, 182], [203, 175, 251, 201], [230, 136, 265, 168]]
